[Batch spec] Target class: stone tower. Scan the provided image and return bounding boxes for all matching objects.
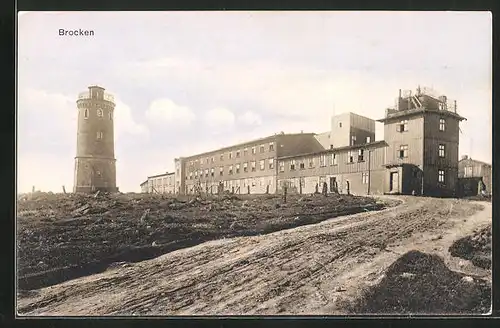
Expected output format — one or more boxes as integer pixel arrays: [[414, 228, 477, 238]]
[[73, 86, 118, 193]]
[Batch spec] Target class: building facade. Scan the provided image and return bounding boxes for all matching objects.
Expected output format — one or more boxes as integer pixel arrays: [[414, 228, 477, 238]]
[[458, 155, 492, 195], [74, 86, 118, 193], [377, 87, 465, 196], [141, 87, 468, 198], [142, 172, 175, 194]]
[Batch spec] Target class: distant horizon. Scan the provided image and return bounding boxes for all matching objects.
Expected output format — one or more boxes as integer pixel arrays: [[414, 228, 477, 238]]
[[17, 11, 492, 193]]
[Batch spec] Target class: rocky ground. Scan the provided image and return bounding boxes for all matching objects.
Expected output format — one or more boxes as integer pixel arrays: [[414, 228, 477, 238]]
[[449, 224, 492, 270], [17, 196, 491, 316], [17, 191, 389, 290]]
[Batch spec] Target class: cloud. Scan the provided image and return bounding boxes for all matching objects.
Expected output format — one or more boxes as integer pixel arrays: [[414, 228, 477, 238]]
[[204, 107, 235, 128], [238, 110, 262, 126], [113, 98, 149, 140], [145, 98, 196, 126]]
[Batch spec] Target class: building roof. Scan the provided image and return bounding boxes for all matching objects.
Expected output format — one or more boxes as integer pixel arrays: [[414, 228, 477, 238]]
[[140, 180, 148, 186], [182, 132, 316, 160], [376, 108, 466, 123], [147, 172, 174, 179], [277, 140, 387, 160], [459, 157, 491, 167]]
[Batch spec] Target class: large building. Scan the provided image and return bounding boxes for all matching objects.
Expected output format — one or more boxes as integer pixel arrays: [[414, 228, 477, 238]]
[[141, 86, 468, 197], [74, 86, 118, 193]]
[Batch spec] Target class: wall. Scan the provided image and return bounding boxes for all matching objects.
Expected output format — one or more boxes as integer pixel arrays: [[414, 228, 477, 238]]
[[277, 142, 387, 195], [383, 114, 425, 167]]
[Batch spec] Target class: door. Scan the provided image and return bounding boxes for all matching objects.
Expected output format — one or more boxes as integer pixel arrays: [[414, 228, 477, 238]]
[[329, 177, 337, 192], [390, 172, 399, 193]]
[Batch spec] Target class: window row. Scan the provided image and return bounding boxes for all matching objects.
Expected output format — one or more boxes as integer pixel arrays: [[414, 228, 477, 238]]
[[397, 144, 446, 159], [83, 108, 113, 120], [396, 118, 447, 132], [187, 143, 276, 167], [186, 158, 275, 180]]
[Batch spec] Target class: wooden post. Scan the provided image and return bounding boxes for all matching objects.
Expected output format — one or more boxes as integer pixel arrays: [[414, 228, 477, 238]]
[[62, 185, 66, 194]]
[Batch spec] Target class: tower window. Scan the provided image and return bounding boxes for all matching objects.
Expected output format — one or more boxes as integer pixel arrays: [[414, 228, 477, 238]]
[[399, 145, 408, 158], [84, 109, 89, 119], [439, 118, 446, 131], [339, 122, 342, 128], [97, 131, 104, 140], [438, 169, 445, 183], [438, 144, 445, 158], [109, 111, 112, 120], [97, 109, 103, 117]]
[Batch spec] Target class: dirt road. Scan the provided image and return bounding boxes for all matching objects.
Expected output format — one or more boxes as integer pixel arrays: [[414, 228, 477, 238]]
[[17, 196, 491, 316]]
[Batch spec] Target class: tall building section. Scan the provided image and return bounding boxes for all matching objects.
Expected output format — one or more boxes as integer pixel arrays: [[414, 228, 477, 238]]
[[74, 86, 118, 193], [377, 87, 465, 196]]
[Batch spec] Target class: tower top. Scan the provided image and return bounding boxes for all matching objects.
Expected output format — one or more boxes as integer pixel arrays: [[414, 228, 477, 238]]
[[88, 85, 105, 90]]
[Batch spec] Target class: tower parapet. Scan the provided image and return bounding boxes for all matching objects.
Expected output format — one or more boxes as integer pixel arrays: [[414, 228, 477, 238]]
[[73, 85, 118, 193]]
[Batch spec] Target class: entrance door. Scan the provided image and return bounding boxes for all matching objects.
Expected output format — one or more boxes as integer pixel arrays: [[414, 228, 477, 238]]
[[390, 172, 399, 193], [329, 177, 337, 192]]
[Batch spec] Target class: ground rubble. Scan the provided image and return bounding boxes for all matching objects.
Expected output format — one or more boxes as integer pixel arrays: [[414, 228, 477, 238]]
[[17, 191, 392, 290]]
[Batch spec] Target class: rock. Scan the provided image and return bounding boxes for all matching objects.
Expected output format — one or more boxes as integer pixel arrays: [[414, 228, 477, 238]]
[[400, 272, 416, 278], [462, 276, 474, 283]]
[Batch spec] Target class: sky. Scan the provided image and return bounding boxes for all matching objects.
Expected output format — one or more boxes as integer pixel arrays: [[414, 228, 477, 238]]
[[17, 11, 492, 193]]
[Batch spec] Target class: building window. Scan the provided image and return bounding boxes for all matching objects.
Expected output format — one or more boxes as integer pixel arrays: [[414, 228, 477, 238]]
[[351, 135, 357, 146], [189, 172, 193, 180], [220, 154, 224, 161], [252, 147, 256, 155], [206, 158, 209, 164], [309, 158, 315, 168], [464, 166, 473, 177], [195, 171, 198, 179], [279, 161, 285, 172], [398, 120, 408, 132], [251, 161, 256, 172], [97, 109, 103, 117], [229, 152, 232, 159], [242, 162, 247, 172], [259, 159, 265, 170], [109, 111, 112, 120], [211, 168, 214, 177], [366, 136, 371, 143], [211, 157, 214, 163], [290, 160, 296, 171], [439, 118, 446, 131], [269, 143, 275, 151], [244, 148, 248, 156], [269, 158, 275, 169], [339, 122, 342, 128], [260, 145, 265, 153], [299, 162, 305, 170], [84, 109, 89, 119], [362, 172, 369, 184], [236, 150, 240, 158], [358, 149, 364, 162], [399, 145, 408, 158], [438, 144, 445, 158], [96, 131, 104, 140], [236, 164, 240, 174], [229, 165, 233, 175], [348, 151, 354, 163], [333, 153, 338, 165], [220, 167, 224, 176], [438, 169, 445, 183], [320, 154, 327, 167]]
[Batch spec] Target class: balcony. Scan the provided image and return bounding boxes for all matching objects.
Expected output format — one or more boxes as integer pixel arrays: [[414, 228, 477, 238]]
[[78, 91, 115, 103]]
